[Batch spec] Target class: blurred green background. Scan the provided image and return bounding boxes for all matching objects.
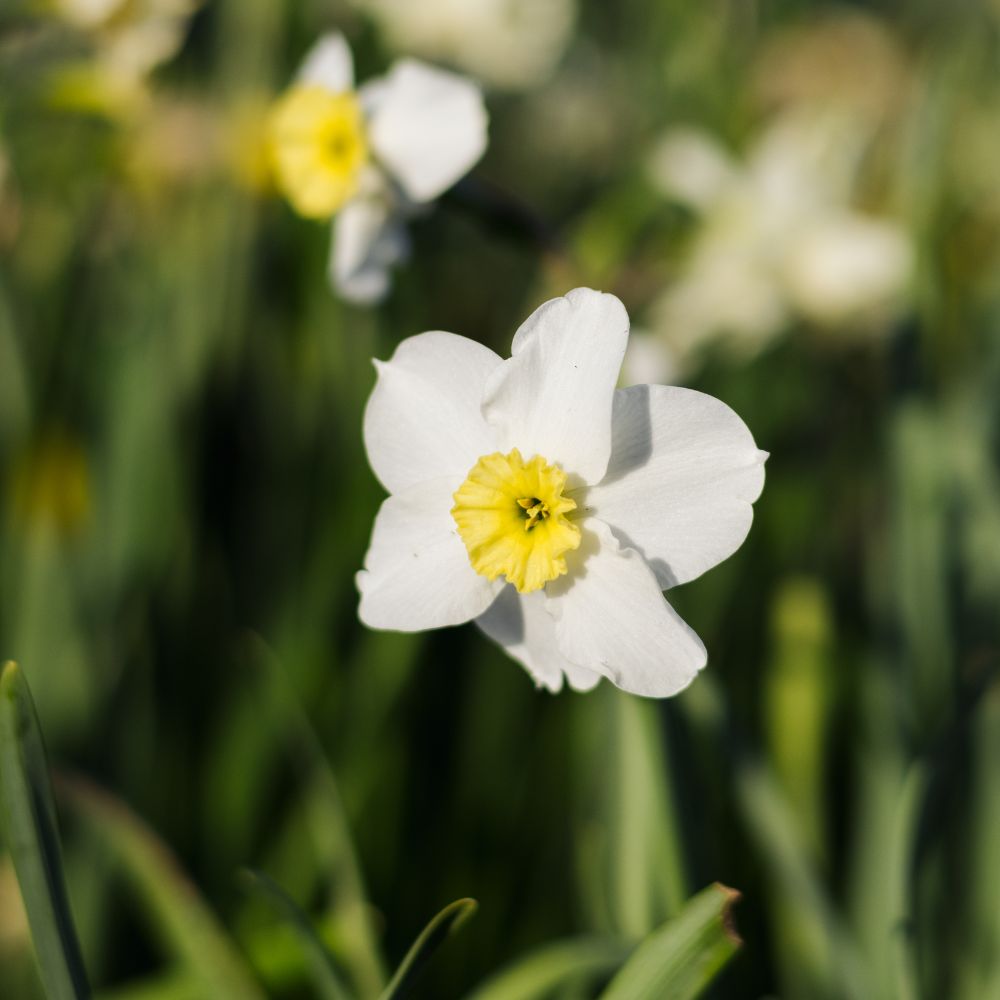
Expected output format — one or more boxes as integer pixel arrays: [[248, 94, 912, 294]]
[[2, 0, 1000, 997]]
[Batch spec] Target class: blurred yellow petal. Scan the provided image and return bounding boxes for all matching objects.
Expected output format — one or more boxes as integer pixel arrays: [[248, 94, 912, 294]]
[[269, 86, 369, 219], [10, 433, 91, 538]]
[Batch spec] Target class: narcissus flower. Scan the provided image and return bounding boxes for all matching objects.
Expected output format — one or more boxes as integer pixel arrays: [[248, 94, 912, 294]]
[[357, 289, 766, 697], [269, 33, 487, 303], [351, 0, 577, 91], [644, 112, 913, 377], [49, 0, 204, 116]]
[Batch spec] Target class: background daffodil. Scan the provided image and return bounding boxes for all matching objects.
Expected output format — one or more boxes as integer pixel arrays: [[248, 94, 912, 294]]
[[357, 288, 767, 697], [270, 32, 488, 303], [644, 113, 913, 376], [48, 0, 204, 117], [349, 0, 578, 91]]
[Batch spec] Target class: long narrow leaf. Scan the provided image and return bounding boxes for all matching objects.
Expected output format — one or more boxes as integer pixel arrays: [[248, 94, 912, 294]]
[[464, 936, 630, 1000], [241, 868, 352, 1000], [378, 898, 477, 1000], [610, 693, 688, 931], [957, 682, 1000, 1000], [97, 970, 201, 1000], [58, 775, 265, 1000], [598, 883, 741, 1000], [0, 661, 91, 999], [244, 634, 386, 997]]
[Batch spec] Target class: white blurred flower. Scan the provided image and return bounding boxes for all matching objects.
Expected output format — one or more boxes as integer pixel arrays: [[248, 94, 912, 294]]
[[352, 0, 576, 90], [783, 214, 912, 325], [50, 0, 203, 114], [621, 328, 679, 388], [357, 288, 766, 696], [270, 33, 488, 303], [648, 113, 913, 372]]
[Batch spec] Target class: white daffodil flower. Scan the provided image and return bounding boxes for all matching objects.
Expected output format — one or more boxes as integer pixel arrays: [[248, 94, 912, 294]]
[[269, 33, 488, 304], [357, 288, 766, 697], [648, 113, 913, 373], [351, 0, 577, 91], [51, 0, 203, 115]]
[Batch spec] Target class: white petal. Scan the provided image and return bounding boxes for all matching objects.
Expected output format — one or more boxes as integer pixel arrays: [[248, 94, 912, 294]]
[[363, 330, 503, 494], [546, 520, 707, 698], [367, 59, 487, 203], [357, 75, 391, 118], [357, 477, 502, 631], [648, 248, 787, 363], [330, 195, 409, 305], [564, 662, 603, 692], [296, 32, 354, 93], [356, 0, 575, 90], [585, 385, 766, 589], [482, 288, 629, 485], [475, 588, 602, 694], [648, 127, 736, 210], [57, 0, 123, 28], [782, 213, 912, 324]]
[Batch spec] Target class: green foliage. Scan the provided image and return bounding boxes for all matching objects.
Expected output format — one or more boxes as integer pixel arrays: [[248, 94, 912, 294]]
[[240, 869, 352, 1000], [1, 1, 1000, 998], [60, 777, 265, 1000], [378, 899, 478, 1000], [598, 883, 741, 1000], [0, 662, 90, 1000], [464, 937, 629, 1000]]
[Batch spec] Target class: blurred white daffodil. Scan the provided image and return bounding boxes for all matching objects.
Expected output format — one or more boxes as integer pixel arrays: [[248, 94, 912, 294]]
[[647, 112, 913, 374], [357, 288, 766, 697], [351, 0, 577, 91], [269, 33, 488, 304], [50, 0, 203, 115]]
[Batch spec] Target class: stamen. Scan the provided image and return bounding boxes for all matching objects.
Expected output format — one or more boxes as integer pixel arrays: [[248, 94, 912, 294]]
[[452, 450, 580, 593], [517, 497, 550, 530]]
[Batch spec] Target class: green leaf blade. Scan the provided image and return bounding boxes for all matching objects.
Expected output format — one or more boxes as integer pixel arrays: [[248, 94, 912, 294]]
[[598, 883, 742, 1000], [0, 660, 91, 1000], [464, 936, 630, 1000], [240, 868, 352, 1000], [379, 898, 477, 1000], [59, 775, 265, 1000]]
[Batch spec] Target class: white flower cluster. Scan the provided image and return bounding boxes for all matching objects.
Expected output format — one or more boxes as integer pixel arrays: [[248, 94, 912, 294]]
[[267, 31, 768, 697], [644, 112, 913, 375]]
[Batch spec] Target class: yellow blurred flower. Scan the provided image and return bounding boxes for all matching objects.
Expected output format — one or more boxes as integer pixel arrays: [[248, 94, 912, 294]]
[[10, 432, 92, 538], [270, 86, 370, 219]]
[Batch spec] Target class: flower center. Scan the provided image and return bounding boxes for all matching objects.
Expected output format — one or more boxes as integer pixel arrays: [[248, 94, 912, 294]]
[[451, 449, 581, 594], [269, 85, 368, 219]]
